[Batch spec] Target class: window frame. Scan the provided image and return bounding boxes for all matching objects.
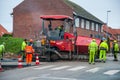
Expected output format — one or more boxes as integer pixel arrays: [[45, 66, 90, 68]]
[[86, 20, 90, 30], [91, 22, 94, 31], [75, 18, 80, 27], [81, 19, 84, 28], [95, 23, 99, 31]]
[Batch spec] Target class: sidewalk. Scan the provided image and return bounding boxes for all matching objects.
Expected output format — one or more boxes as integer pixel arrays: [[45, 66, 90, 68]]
[[1, 58, 46, 70], [1, 53, 119, 69]]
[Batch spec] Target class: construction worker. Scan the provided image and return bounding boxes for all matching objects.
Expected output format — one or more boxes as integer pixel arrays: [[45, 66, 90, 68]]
[[41, 37, 46, 46], [57, 25, 63, 31], [35, 39, 41, 52], [21, 39, 27, 50], [28, 39, 35, 48], [35, 40, 41, 47], [57, 25, 64, 37], [88, 39, 98, 64], [0, 42, 5, 60], [112, 40, 119, 61], [25, 43, 34, 66], [21, 39, 27, 61], [48, 23, 52, 31], [99, 40, 108, 63]]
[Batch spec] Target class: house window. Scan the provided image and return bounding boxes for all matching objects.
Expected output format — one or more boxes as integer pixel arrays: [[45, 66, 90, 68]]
[[96, 24, 98, 31], [81, 19, 84, 28], [101, 25, 103, 32], [91, 22, 94, 30], [86, 20, 90, 29], [118, 35, 120, 41], [98, 24, 100, 32], [75, 18, 79, 27]]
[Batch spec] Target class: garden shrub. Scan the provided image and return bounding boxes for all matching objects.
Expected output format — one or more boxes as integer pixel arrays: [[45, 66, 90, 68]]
[[0, 37, 23, 54]]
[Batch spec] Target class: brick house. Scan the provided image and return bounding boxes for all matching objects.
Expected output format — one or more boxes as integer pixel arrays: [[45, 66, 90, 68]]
[[103, 24, 120, 41], [0, 24, 8, 37], [12, 0, 104, 39], [102, 24, 120, 48]]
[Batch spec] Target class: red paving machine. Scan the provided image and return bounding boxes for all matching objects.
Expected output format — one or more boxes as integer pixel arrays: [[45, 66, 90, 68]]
[[38, 15, 101, 61]]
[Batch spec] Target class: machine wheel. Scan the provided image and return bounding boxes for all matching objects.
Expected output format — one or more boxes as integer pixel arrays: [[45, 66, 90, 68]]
[[45, 51, 60, 62], [46, 52, 51, 62], [51, 53, 59, 61]]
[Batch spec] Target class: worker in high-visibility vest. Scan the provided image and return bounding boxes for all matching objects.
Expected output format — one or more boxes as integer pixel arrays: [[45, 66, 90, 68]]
[[0, 42, 5, 60], [41, 37, 46, 46], [21, 39, 27, 51], [21, 39, 27, 61], [112, 40, 119, 61], [99, 40, 108, 63], [25, 43, 34, 66], [88, 39, 98, 64], [58, 25, 64, 38]]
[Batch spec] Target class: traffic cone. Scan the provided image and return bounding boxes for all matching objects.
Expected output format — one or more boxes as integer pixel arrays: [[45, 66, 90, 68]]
[[18, 55, 23, 68], [0, 62, 4, 72], [35, 54, 40, 65]]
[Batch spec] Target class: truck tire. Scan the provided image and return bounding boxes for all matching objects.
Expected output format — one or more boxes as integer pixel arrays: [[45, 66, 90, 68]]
[[46, 52, 51, 62], [45, 50, 61, 62], [51, 53, 59, 61]]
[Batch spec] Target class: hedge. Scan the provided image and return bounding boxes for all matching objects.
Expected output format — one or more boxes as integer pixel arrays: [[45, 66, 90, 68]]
[[0, 37, 23, 54]]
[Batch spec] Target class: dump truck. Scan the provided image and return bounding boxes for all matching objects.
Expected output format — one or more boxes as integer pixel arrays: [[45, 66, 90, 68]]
[[34, 15, 101, 61]]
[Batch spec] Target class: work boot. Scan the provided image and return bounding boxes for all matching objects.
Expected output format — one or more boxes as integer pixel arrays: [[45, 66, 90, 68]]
[[29, 64, 31, 66], [103, 61, 106, 63], [89, 63, 91, 64], [113, 59, 118, 61], [26, 64, 28, 66], [99, 59, 102, 62]]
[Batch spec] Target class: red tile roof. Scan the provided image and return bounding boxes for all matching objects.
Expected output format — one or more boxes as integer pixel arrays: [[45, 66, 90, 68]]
[[103, 24, 120, 40], [0, 24, 8, 36], [112, 29, 120, 34], [103, 25, 113, 34], [103, 25, 120, 34]]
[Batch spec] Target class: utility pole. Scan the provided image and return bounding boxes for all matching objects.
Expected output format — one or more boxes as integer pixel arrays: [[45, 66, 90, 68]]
[[106, 10, 111, 52], [106, 10, 111, 37], [106, 10, 111, 26]]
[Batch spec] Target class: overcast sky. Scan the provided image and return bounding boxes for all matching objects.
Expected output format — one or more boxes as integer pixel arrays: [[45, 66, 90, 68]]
[[0, 0, 120, 32]]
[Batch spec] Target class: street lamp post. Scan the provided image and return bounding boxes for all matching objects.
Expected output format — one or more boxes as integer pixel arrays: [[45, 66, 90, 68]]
[[106, 10, 111, 38], [106, 10, 111, 26], [106, 10, 111, 52]]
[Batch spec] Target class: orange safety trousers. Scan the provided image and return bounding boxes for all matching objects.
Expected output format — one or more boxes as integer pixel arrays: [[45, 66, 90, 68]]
[[25, 45, 34, 64], [26, 53, 33, 64]]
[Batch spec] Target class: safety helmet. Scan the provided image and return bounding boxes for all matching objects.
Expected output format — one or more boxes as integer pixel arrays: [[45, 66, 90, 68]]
[[104, 40, 107, 42], [24, 39, 27, 41], [92, 39, 96, 42], [29, 39, 33, 42], [114, 40, 117, 43]]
